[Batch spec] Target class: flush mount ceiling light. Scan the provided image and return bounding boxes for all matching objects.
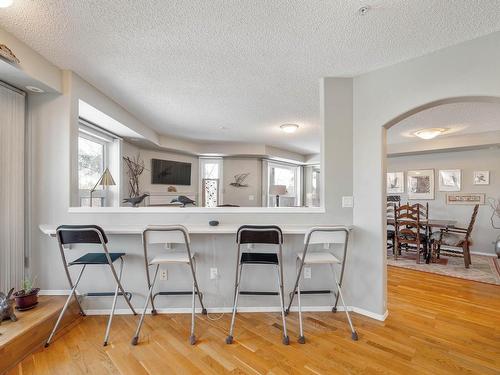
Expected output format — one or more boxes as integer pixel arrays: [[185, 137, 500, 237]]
[[25, 85, 44, 93], [413, 127, 449, 140], [0, 0, 13, 8], [280, 123, 299, 133], [358, 6, 371, 16]]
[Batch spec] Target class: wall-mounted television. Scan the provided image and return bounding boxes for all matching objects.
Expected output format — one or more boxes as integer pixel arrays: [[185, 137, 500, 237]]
[[151, 159, 191, 185]]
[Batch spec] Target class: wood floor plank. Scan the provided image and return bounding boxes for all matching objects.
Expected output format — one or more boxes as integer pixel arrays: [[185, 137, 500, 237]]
[[12, 266, 500, 374]]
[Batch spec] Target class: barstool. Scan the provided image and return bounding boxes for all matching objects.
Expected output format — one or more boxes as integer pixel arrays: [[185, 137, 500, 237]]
[[46, 225, 137, 347], [226, 225, 289, 345], [286, 226, 357, 343], [131, 225, 207, 346]]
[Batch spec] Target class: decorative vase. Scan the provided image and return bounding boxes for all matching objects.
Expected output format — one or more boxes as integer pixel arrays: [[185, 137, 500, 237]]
[[13, 288, 40, 311]]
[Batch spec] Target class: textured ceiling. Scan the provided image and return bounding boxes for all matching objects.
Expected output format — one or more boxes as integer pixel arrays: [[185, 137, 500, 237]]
[[387, 102, 500, 144], [1, 1, 500, 154]]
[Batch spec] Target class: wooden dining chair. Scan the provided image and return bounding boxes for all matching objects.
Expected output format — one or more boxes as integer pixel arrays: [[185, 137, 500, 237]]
[[410, 202, 430, 240], [430, 204, 479, 268], [387, 203, 397, 253], [394, 204, 428, 263]]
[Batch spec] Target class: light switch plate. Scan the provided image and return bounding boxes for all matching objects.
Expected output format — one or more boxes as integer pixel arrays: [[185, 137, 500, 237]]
[[342, 196, 354, 208]]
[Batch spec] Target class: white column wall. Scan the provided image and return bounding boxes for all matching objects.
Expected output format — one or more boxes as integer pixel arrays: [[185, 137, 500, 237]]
[[353, 31, 500, 316]]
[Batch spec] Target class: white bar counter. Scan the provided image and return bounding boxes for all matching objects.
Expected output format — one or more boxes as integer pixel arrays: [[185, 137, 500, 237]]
[[39, 224, 353, 236]]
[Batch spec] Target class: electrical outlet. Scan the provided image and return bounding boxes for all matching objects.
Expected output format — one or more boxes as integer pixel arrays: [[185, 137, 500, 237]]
[[160, 269, 168, 280], [304, 267, 312, 279], [210, 268, 218, 280], [323, 243, 330, 250], [248, 195, 255, 201]]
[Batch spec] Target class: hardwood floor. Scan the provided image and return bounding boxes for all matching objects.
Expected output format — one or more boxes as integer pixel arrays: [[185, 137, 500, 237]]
[[6, 267, 500, 374], [0, 296, 80, 374]]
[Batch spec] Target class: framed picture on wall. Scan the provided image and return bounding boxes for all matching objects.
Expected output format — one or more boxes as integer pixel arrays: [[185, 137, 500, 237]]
[[473, 171, 490, 185], [407, 169, 434, 200], [438, 169, 461, 191], [387, 172, 404, 194], [446, 193, 485, 205]]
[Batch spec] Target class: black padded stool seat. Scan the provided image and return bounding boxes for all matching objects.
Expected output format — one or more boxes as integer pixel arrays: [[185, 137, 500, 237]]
[[240, 252, 279, 265], [69, 252, 125, 265]]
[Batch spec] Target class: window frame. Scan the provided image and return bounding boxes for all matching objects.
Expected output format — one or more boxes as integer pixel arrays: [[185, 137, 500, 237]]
[[77, 122, 112, 207]]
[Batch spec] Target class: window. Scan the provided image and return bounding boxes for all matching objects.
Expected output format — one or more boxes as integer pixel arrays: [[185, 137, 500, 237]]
[[267, 161, 302, 207], [199, 158, 223, 207], [78, 122, 115, 207]]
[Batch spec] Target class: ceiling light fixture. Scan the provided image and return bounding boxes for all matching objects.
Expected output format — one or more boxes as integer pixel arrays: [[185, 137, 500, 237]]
[[358, 6, 370, 16], [413, 128, 449, 140], [25, 85, 44, 93], [280, 123, 299, 133], [0, 0, 13, 8]]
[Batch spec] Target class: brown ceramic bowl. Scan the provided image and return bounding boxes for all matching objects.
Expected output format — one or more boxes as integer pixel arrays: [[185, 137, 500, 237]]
[[14, 288, 40, 310]]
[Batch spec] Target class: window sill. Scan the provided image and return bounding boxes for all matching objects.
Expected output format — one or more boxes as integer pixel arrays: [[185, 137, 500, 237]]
[[68, 206, 326, 214]]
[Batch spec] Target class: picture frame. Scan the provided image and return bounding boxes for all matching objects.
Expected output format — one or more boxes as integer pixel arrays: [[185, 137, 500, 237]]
[[446, 193, 485, 205], [473, 170, 490, 185], [438, 169, 461, 192], [387, 172, 404, 194], [407, 169, 434, 200]]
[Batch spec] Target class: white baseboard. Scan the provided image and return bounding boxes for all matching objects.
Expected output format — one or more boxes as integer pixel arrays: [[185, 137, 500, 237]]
[[38, 290, 388, 321], [39, 289, 76, 296], [470, 251, 497, 257]]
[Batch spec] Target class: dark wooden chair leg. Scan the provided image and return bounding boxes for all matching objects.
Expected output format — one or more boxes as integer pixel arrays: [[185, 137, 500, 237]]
[[463, 244, 471, 268]]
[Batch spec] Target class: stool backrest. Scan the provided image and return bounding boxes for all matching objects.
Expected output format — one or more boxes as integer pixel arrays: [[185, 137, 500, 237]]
[[56, 225, 108, 245], [304, 226, 349, 245], [143, 225, 190, 245], [237, 225, 283, 245]]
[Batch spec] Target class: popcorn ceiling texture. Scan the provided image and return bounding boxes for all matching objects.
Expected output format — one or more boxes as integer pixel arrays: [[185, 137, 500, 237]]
[[1, 1, 500, 154]]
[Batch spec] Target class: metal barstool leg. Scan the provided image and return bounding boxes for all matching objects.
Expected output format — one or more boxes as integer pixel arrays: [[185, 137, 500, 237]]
[[330, 265, 358, 341], [297, 267, 305, 344], [226, 263, 243, 344], [190, 257, 207, 315], [132, 264, 159, 346], [103, 258, 125, 346], [45, 265, 86, 347], [276, 265, 289, 345], [189, 279, 196, 345], [108, 256, 137, 316]]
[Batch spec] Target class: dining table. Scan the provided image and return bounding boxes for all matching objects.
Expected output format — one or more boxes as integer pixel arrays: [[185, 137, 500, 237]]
[[387, 218, 457, 263]]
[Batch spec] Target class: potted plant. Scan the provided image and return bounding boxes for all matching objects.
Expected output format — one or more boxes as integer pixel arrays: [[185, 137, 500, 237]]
[[13, 277, 40, 311]]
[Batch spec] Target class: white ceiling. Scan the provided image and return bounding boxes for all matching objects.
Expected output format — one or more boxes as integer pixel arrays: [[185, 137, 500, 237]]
[[2, 1, 500, 154], [387, 102, 500, 144]]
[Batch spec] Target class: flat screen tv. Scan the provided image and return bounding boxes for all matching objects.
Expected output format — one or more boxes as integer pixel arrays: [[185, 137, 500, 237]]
[[151, 159, 191, 185]]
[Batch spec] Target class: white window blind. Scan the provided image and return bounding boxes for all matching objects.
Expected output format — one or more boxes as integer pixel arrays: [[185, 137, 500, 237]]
[[0, 82, 26, 292]]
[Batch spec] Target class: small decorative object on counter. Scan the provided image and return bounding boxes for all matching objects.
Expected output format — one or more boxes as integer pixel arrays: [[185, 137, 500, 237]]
[[209, 220, 219, 226], [123, 193, 149, 207], [0, 288, 17, 324], [171, 195, 196, 207], [167, 186, 177, 192], [13, 278, 40, 311]]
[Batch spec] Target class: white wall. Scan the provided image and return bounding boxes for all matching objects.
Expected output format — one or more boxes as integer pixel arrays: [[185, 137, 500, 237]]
[[222, 158, 262, 207], [388, 148, 500, 254]]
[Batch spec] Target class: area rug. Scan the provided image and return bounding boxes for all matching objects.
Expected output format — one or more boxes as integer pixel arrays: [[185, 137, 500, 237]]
[[387, 251, 500, 285]]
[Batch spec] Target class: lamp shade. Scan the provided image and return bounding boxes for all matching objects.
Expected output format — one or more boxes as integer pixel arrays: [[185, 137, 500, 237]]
[[270, 184, 287, 195], [96, 168, 116, 187]]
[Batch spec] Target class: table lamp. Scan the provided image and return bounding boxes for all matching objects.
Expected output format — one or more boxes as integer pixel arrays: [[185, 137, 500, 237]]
[[90, 168, 116, 207], [270, 185, 287, 207]]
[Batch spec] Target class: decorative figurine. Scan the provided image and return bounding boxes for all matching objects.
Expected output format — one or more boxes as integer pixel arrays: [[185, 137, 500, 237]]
[[0, 288, 17, 325]]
